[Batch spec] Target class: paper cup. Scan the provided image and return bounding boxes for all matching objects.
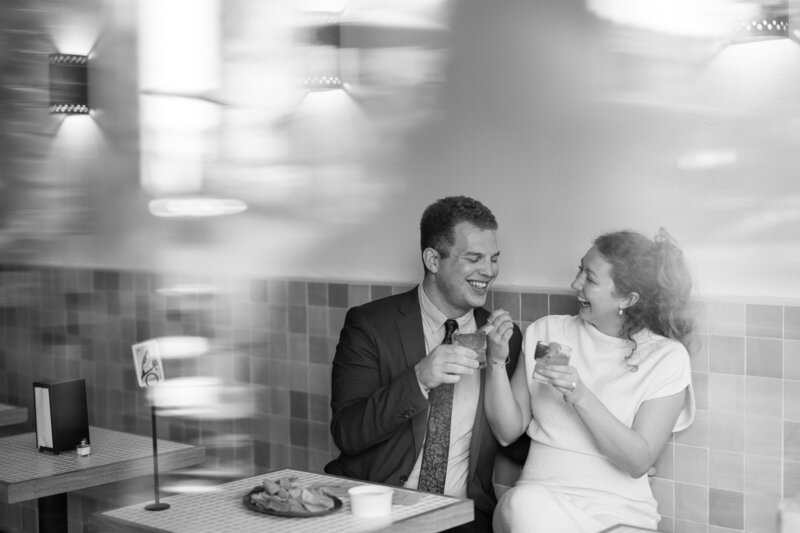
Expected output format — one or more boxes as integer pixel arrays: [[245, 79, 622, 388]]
[[348, 485, 394, 517]]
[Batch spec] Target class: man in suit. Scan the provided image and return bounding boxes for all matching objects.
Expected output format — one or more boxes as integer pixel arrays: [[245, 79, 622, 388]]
[[325, 196, 526, 532]]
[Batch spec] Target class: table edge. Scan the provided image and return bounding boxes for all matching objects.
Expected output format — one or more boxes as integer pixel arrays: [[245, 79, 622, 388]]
[[7, 446, 205, 503], [92, 468, 474, 533], [0, 405, 28, 426]]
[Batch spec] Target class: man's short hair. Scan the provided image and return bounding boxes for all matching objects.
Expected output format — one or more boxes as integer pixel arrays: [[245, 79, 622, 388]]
[[419, 196, 498, 257]]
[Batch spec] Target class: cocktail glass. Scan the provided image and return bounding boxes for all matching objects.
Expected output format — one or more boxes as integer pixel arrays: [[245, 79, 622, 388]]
[[532, 341, 572, 382], [453, 330, 487, 369]]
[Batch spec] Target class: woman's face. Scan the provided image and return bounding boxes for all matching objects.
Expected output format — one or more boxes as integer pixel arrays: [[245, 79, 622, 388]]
[[570, 246, 629, 337]]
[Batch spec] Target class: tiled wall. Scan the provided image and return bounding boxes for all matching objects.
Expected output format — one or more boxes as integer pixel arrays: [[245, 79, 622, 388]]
[[0, 265, 798, 533]]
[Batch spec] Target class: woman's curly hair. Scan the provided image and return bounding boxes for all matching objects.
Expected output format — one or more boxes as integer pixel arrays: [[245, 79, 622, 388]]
[[594, 228, 695, 360]]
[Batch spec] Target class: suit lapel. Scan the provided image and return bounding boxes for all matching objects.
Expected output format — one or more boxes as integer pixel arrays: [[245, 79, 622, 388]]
[[396, 288, 428, 457]]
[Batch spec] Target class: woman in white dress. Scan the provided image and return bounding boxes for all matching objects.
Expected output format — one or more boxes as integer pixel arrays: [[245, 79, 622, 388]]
[[483, 229, 696, 533]]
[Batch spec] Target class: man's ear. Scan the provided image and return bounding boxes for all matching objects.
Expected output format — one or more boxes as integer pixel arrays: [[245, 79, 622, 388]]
[[423, 248, 439, 274]]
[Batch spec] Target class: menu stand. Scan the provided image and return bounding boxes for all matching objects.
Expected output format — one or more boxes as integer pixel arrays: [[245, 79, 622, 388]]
[[132, 339, 171, 512], [145, 405, 170, 511]]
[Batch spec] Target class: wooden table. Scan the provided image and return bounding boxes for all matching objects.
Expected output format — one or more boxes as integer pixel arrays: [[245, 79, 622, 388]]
[[0, 403, 27, 426], [0, 426, 205, 533], [93, 469, 474, 533]]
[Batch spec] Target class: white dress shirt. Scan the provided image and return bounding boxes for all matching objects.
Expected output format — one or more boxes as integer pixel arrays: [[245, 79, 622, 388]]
[[402, 284, 480, 498]]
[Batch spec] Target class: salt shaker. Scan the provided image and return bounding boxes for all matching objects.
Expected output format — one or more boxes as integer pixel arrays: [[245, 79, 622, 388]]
[[77, 438, 91, 457]]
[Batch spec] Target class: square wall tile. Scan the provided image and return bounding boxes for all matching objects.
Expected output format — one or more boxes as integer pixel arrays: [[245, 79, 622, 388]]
[[785, 460, 800, 497], [709, 336, 745, 375], [370, 285, 392, 301], [692, 339, 709, 373], [307, 306, 328, 336], [674, 445, 708, 485], [786, 306, 800, 341], [709, 302, 745, 337], [291, 361, 309, 390], [651, 478, 675, 517], [745, 376, 782, 418], [658, 516, 674, 532], [267, 280, 288, 304], [308, 283, 328, 306], [786, 340, 800, 381], [708, 374, 745, 414], [708, 450, 743, 492], [654, 443, 675, 479], [493, 291, 521, 320], [675, 483, 708, 523], [709, 412, 745, 452], [288, 305, 307, 334], [328, 284, 349, 308], [693, 372, 708, 411], [693, 300, 709, 336], [521, 293, 548, 323], [308, 363, 331, 398], [676, 410, 708, 448], [744, 455, 781, 498], [709, 488, 743, 530], [786, 421, 800, 463], [549, 294, 578, 316], [746, 338, 782, 379], [746, 304, 783, 339], [309, 336, 334, 365], [328, 308, 347, 336], [289, 390, 308, 419], [744, 415, 782, 458], [744, 493, 780, 533], [347, 285, 371, 307], [787, 380, 800, 422], [309, 393, 329, 423], [287, 281, 307, 306]]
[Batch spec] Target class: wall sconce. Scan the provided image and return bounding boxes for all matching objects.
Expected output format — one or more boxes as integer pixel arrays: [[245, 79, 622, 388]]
[[299, 12, 342, 90], [730, 1, 789, 44], [49, 54, 89, 114]]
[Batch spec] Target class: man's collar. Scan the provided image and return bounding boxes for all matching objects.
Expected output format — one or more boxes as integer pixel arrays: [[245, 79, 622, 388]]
[[417, 284, 474, 331]]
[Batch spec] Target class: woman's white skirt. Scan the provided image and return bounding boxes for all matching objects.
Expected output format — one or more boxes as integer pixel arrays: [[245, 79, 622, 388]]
[[493, 442, 660, 533]]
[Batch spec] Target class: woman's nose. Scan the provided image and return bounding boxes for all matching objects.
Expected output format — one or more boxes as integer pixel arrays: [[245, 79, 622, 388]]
[[570, 275, 582, 291]]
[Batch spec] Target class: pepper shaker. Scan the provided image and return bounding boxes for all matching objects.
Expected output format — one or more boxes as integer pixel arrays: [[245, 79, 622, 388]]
[[77, 438, 91, 457]]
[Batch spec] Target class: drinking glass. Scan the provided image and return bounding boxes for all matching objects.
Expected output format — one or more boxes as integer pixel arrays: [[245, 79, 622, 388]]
[[452, 330, 487, 369], [532, 341, 572, 382]]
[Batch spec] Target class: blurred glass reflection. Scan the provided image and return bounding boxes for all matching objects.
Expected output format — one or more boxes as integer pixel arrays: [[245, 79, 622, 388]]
[[153, 337, 211, 359], [149, 377, 253, 419]]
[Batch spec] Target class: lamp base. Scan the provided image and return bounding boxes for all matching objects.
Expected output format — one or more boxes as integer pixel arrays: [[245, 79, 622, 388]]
[[145, 502, 170, 511]]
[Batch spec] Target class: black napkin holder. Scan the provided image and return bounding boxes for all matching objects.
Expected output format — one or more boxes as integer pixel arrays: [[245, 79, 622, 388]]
[[33, 378, 90, 455]]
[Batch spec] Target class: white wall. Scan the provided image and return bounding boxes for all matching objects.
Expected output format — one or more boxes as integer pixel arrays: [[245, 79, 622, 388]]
[[9, 0, 800, 303]]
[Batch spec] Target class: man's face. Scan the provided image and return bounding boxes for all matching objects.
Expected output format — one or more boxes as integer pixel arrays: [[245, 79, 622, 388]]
[[429, 221, 499, 316]]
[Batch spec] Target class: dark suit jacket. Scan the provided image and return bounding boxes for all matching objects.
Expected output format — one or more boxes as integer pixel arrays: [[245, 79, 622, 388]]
[[325, 287, 526, 516]]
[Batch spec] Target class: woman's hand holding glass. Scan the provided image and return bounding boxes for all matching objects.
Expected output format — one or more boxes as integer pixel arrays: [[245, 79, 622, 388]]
[[533, 341, 583, 403]]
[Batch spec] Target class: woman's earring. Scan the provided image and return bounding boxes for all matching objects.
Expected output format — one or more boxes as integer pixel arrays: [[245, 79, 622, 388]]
[[618, 306, 624, 316]]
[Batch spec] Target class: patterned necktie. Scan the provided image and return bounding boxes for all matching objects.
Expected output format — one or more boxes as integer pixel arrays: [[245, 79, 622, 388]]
[[418, 318, 459, 493]]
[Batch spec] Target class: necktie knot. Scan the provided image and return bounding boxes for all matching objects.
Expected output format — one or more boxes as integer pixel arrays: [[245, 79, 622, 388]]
[[443, 319, 458, 345]]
